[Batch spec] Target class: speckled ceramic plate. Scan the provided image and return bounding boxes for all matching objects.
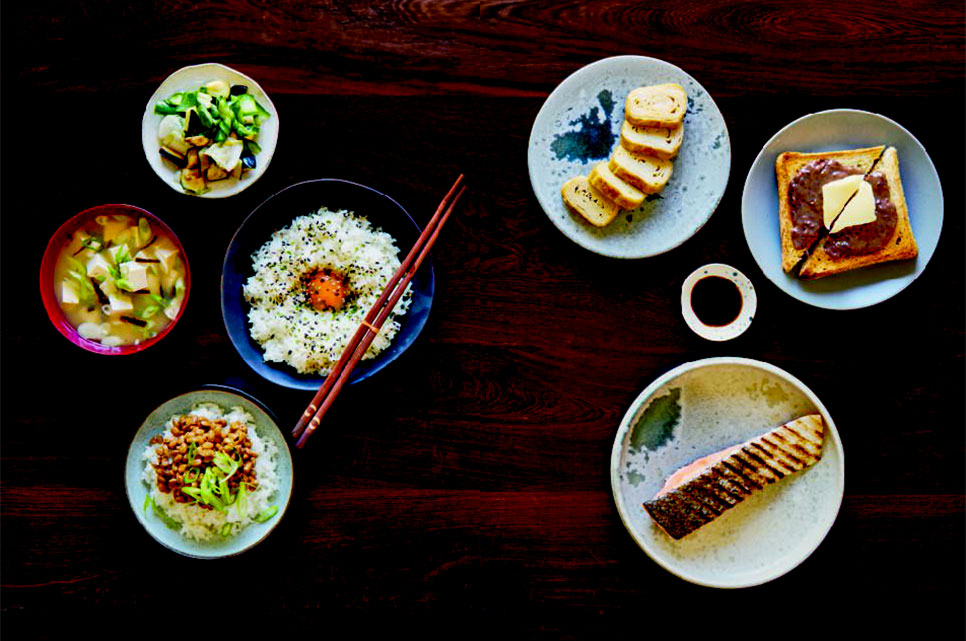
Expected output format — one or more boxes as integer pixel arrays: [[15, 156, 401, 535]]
[[124, 386, 293, 558], [610, 358, 844, 588], [528, 55, 730, 258], [142, 63, 279, 198], [742, 109, 943, 309]]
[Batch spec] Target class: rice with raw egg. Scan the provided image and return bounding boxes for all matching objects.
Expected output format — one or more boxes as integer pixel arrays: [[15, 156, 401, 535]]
[[142, 403, 280, 541], [242, 208, 412, 375]]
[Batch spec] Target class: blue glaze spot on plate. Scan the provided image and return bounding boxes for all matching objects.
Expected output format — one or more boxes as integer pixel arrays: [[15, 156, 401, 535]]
[[550, 89, 616, 162]]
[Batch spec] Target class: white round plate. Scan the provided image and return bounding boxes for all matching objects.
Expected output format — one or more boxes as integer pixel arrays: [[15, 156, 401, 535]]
[[742, 109, 943, 309], [528, 55, 730, 258], [142, 63, 279, 198], [610, 357, 844, 588]]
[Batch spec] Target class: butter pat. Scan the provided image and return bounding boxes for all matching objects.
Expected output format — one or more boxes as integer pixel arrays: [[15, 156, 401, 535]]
[[830, 180, 877, 233], [822, 175, 863, 229]]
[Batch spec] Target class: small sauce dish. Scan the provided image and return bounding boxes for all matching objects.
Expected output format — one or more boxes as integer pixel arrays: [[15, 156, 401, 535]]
[[681, 263, 756, 341]]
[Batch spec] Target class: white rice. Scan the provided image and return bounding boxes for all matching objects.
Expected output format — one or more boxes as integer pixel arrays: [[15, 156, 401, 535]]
[[142, 403, 280, 541], [242, 207, 412, 375]]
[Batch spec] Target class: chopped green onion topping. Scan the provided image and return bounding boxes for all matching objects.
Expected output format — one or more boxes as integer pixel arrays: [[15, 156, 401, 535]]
[[254, 506, 278, 523]]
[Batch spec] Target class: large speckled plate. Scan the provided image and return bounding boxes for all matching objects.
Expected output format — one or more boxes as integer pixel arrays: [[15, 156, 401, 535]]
[[610, 358, 844, 588], [742, 109, 944, 309], [528, 56, 730, 258]]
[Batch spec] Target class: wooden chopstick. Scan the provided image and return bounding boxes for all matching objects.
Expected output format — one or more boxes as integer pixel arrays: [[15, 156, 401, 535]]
[[292, 175, 466, 447]]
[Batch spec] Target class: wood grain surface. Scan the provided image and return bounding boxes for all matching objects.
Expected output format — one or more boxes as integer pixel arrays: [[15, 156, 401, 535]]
[[2, 0, 964, 636]]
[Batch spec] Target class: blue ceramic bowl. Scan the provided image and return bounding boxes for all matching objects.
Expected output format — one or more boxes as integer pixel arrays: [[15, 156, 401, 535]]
[[222, 179, 434, 390], [124, 386, 294, 559]]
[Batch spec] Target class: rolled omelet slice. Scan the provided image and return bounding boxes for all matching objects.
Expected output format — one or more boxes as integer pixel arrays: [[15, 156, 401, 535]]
[[561, 175, 621, 227], [589, 162, 644, 209], [609, 146, 673, 195], [624, 83, 687, 128], [620, 120, 684, 160]]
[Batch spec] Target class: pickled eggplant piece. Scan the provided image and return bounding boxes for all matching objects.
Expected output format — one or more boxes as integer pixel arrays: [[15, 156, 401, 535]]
[[159, 146, 187, 168], [241, 148, 257, 170]]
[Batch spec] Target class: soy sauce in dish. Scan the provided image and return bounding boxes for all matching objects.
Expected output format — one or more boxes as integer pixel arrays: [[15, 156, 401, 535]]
[[690, 276, 742, 327]]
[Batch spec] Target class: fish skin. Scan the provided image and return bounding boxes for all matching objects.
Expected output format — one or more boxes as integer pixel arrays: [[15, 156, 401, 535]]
[[643, 414, 824, 540]]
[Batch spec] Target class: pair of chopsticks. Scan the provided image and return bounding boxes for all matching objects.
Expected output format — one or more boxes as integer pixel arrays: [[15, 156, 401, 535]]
[[292, 174, 466, 448]]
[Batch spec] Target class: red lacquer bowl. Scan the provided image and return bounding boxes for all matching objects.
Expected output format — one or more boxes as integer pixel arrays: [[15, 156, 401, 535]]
[[39, 204, 191, 355]]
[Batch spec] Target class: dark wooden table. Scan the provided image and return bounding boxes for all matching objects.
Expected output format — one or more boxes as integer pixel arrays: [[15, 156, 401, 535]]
[[3, 1, 964, 635]]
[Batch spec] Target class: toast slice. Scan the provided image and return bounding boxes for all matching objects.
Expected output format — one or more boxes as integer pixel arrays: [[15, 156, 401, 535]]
[[608, 146, 674, 194], [799, 146, 917, 279], [644, 414, 824, 540], [620, 120, 684, 160], [589, 162, 645, 209], [776, 145, 884, 273], [624, 84, 687, 128], [561, 175, 621, 227]]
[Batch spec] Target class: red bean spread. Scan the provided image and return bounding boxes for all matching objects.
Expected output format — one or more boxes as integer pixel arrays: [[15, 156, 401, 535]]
[[823, 172, 897, 259], [787, 159, 862, 250]]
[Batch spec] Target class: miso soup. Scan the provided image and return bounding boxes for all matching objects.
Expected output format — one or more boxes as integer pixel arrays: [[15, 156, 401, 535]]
[[53, 214, 185, 346]]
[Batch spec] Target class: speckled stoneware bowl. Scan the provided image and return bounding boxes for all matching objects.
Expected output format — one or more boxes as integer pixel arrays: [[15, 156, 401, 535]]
[[528, 55, 731, 258], [610, 357, 844, 588], [125, 386, 293, 559], [142, 63, 279, 198], [742, 109, 943, 309]]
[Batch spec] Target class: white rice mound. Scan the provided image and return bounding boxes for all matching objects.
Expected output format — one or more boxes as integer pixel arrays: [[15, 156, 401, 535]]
[[242, 207, 412, 375], [142, 403, 280, 542]]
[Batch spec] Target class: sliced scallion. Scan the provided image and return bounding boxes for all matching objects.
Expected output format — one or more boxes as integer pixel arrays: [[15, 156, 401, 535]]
[[254, 506, 278, 523]]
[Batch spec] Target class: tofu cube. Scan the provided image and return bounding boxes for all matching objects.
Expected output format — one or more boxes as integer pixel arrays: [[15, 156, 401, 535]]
[[120, 262, 149, 291], [86, 252, 113, 280], [108, 291, 133, 314], [61, 279, 79, 304], [101, 218, 129, 244], [155, 247, 180, 274]]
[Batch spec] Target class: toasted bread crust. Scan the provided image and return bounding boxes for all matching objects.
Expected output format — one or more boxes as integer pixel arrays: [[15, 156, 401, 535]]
[[776, 146, 885, 273], [799, 147, 918, 279]]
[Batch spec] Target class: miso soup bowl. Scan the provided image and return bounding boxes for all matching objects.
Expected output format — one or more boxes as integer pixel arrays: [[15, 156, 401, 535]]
[[39, 203, 191, 355]]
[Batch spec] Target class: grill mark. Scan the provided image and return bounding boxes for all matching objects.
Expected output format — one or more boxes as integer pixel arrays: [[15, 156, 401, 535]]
[[752, 439, 797, 473], [745, 442, 790, 477], [761, 435, 814, 469], [730, 450, 771, 485], [770, 429, 816, 462], [721, 458, 765, 491]]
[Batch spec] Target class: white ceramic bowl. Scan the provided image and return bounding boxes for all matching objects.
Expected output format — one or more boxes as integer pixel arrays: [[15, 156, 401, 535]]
[[742, 109, 943, 309], [610, 357, 845, 588], [125, 386, 293, 558], [142, 63, 279, 198], [528, 55, 730, 258]]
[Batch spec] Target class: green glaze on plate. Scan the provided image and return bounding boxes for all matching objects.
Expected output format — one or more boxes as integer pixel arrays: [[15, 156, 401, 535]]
[[629, 387, 681, 453]]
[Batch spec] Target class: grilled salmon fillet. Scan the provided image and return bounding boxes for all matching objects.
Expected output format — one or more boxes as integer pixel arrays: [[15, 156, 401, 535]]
[[643, 414, 825, 540]]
